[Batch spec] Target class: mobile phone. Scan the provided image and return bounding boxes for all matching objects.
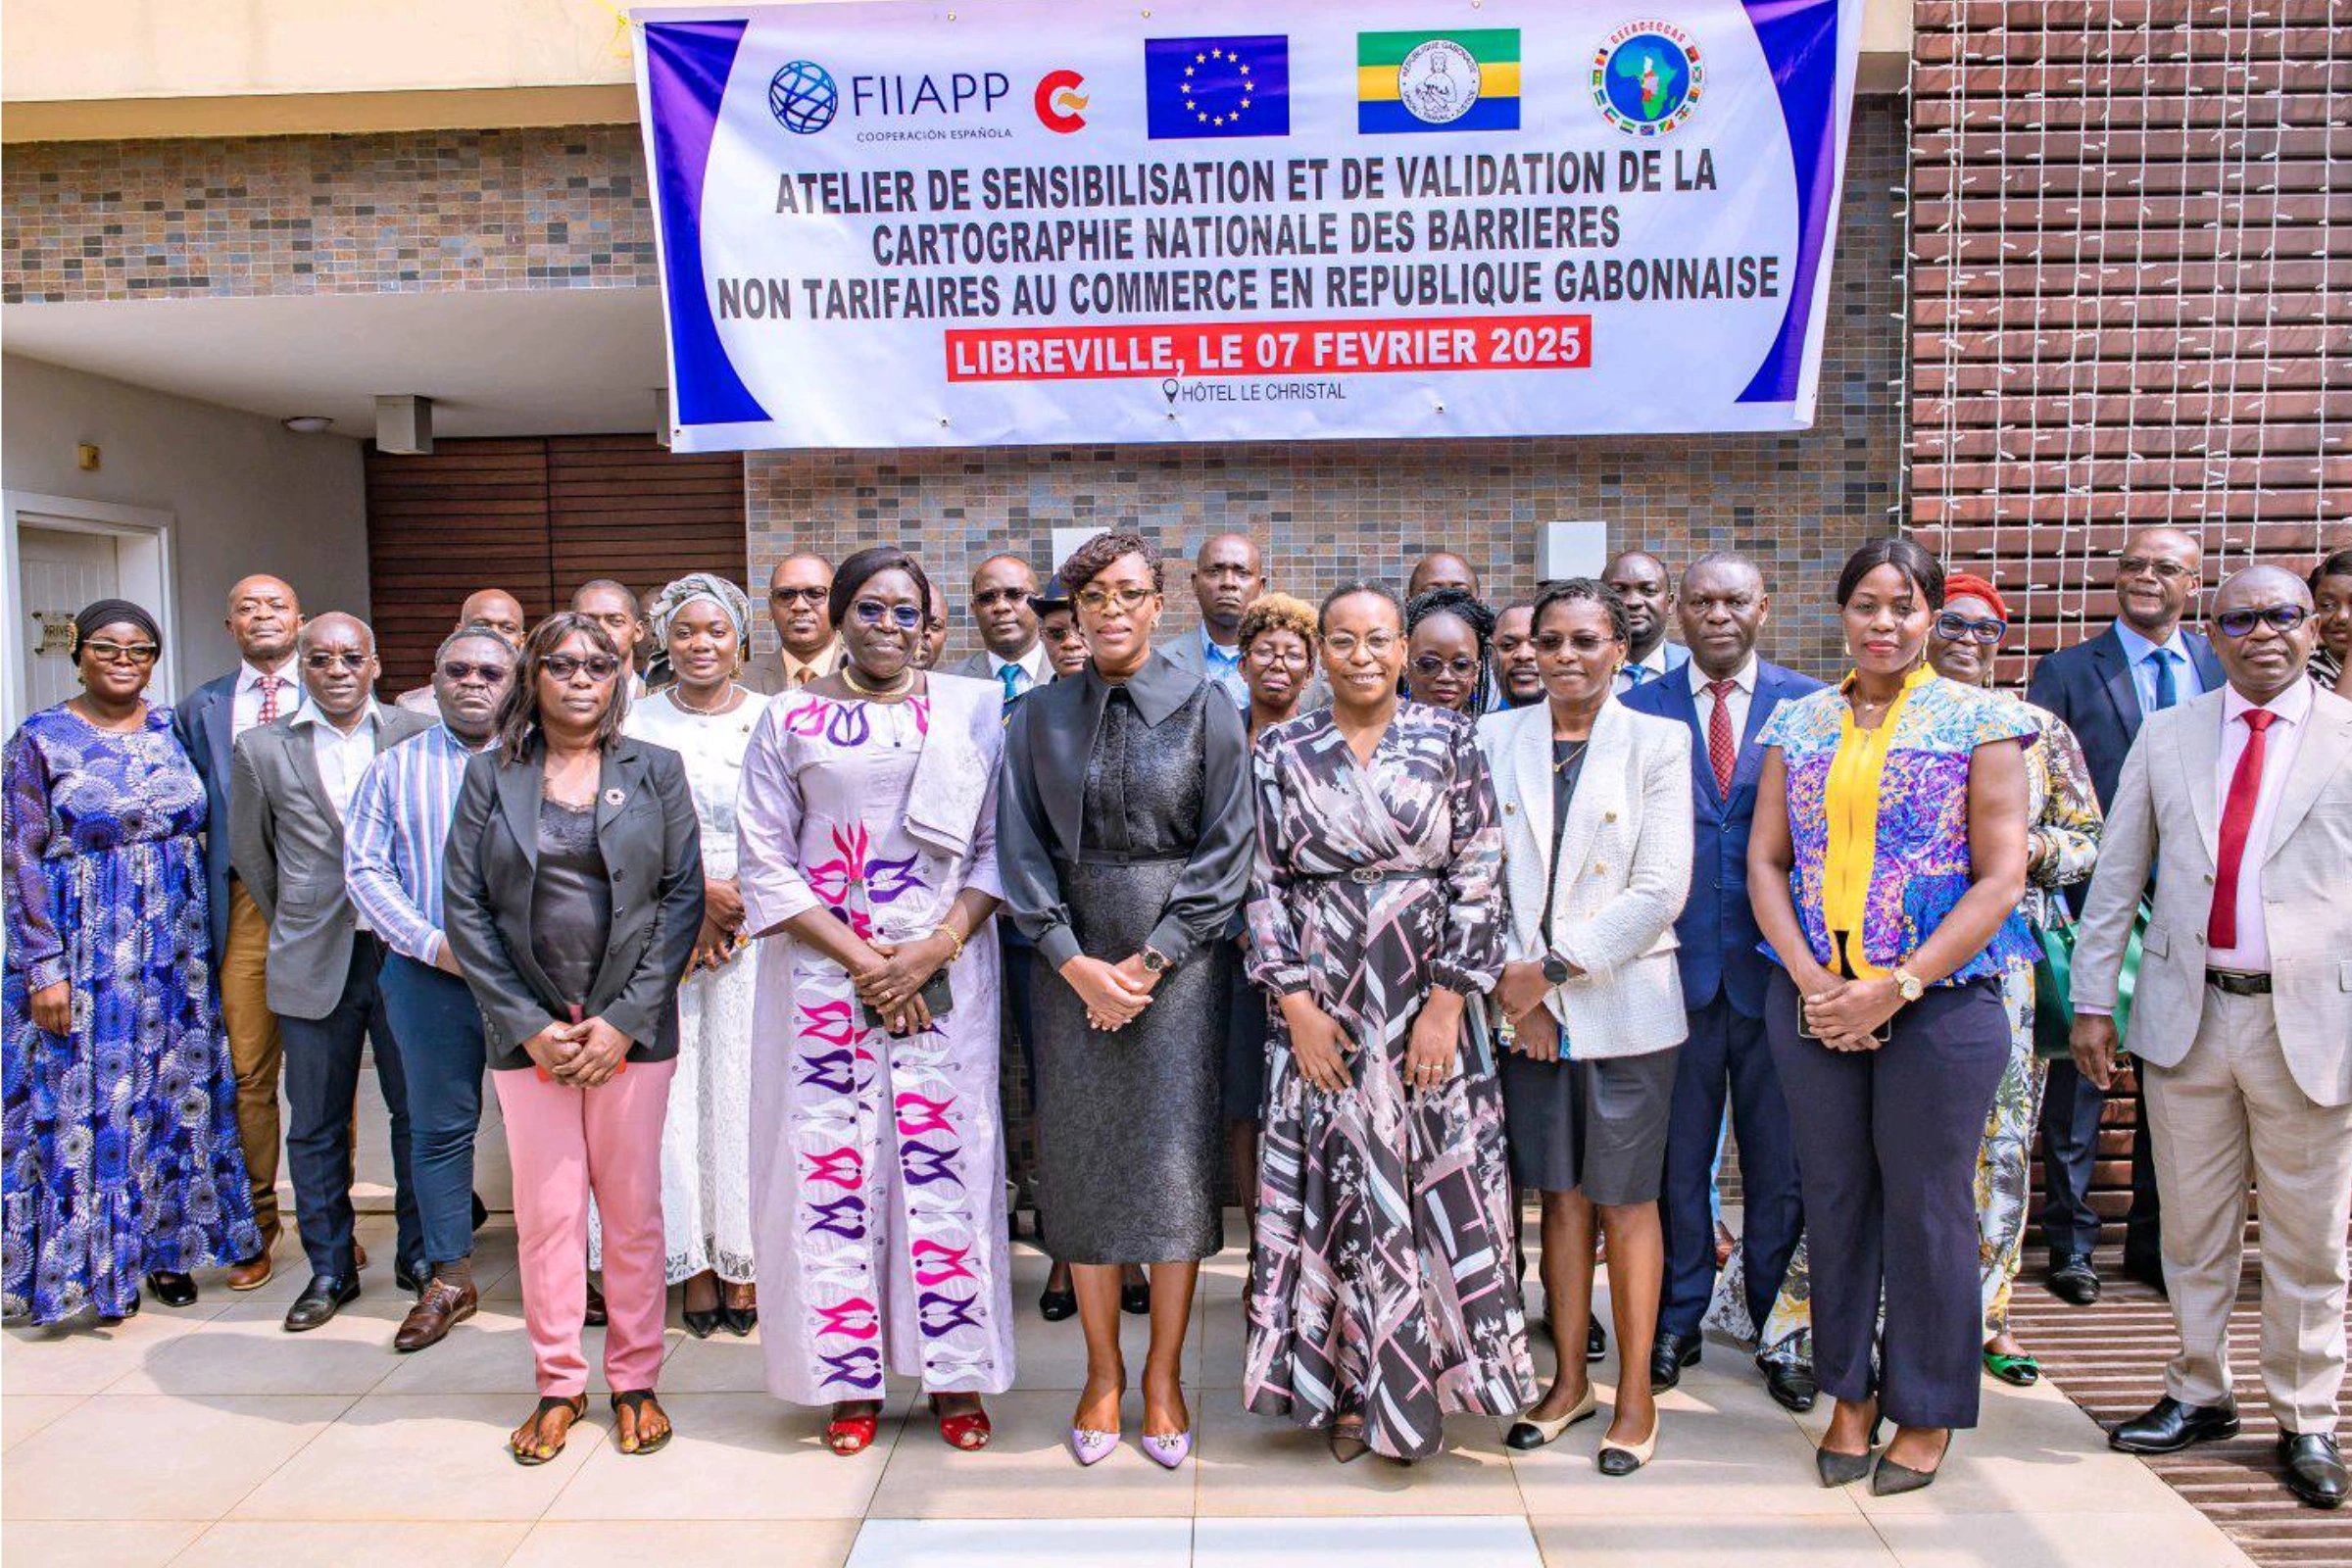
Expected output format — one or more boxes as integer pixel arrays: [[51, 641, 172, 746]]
[[861, 968, 955, 1032], [1797, 1013, 1894, 1045]]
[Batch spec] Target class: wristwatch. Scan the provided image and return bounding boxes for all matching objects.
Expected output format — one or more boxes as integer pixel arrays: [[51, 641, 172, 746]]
[[1141, 945, 1172, 976], [1540, 949, 1573, 985], [1891, 967, 1925, 1004]]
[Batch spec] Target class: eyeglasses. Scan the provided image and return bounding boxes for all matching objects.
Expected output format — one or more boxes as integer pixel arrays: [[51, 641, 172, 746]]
[[1245, 642, 1310, 666], [2215, 605, 2311, 638], [439, 660, 511, 684], [303, 650, 372, 670], [82, 639, 160, 665], [1534, 632, 1619, 655], [1412, 655, 1481, 679], [853, 600, 925, 630], [1075, 585, 1154, 615], [2118, 557, 2193, 581], [540, 653, 621, 682], [1323, 630, 1400, 659], [1933, 612, 2007, 646], [770, 585, 829, 606]]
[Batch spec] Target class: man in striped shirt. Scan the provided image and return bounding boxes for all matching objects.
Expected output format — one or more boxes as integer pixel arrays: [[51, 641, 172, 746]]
[[345, 623, 514, 1352]]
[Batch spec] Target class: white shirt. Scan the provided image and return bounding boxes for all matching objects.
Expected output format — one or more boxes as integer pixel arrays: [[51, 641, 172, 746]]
[[293, 701, 381, 931], [1611, 638, 1690, 695], [988, 641, 1051, 697], [1689, 652, 1757, 752], [231, 656, 305, 737], [2208, 679, 2312, 973]]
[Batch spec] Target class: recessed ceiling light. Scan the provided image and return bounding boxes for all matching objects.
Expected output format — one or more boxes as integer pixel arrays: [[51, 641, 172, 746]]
[[281, 416, 333, 434]]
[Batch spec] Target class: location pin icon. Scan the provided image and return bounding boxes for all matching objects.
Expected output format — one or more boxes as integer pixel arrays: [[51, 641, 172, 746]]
[[1160, 377, 1180, 405]]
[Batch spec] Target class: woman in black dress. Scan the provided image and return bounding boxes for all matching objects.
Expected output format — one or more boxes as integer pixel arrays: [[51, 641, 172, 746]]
[[997, 530, 1253, 1471]]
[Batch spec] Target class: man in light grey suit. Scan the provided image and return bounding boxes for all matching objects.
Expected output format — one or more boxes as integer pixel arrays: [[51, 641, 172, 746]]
[[1167, 532, 1328, 710], [231, 612, 434, 1333], [2072, 565, 2352, 1511], [946, 553, 1050, 699]]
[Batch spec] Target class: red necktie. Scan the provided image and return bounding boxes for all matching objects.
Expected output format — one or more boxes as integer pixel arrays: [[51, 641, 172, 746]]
[[2206, 709, 2276, 951], [257, 674, 281, 724], [1706, 679, 1739, 798]]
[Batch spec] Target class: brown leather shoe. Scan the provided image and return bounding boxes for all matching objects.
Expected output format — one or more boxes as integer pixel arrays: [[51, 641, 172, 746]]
[[394, 1277, 478, 1352], [354, 1240, 369, 1272], [226, 1252, 274, 1292]]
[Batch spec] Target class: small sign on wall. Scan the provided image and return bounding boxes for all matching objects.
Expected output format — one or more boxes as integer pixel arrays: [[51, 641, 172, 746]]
[[1537, 520, 1610, 584], [34, 612, 74, 657]]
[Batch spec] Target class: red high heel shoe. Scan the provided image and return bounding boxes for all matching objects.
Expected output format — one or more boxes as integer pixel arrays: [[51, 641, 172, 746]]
[[826, 1403, 882, 1456], [931, 1394, 992, 1450]]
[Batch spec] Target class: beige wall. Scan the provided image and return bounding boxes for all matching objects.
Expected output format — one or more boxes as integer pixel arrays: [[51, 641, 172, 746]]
[[3, 354, 369, 686]]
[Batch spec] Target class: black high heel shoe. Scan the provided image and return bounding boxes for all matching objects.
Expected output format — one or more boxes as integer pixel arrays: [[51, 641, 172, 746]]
[[1872, 1431, 1952, 1495], [682, 1288, 723, 1340], [1120, 1270, 1151, 1316], [1039, 1281, 1077, 1320], [721, 1285, 758, 1339], [1816, 1416, 1885, 1488]]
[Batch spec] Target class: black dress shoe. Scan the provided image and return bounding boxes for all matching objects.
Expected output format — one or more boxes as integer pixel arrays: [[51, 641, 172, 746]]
[[1649, 1331, 1701, 1393], [396, 1259, 427, 1297], [1038, 1283, 1077, 1321], [145, 1271, 199, 1308], [584, 1276, 608, 1327], [2109, 1396, 2239, 1454], [2047, 1254, 2102, 1306], [1586, 1313, 1608, 1364], [1762, 1360, 1818, 1413], [2280, 1433, 2348, 1510], [471, 1191, 490, 1232], [284, 1276, 362, 1333], [1120, 1277, 1152, 1315]]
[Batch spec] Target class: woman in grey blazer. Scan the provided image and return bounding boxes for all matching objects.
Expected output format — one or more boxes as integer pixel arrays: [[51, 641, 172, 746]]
[[1478, 579, 1693, 1473], [443, 612, 704, 1466]]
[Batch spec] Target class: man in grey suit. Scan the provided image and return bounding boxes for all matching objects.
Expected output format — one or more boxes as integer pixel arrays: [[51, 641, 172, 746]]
[[231, 612, 434, 1332], [1167, 532, 1329, 710], [2072, 565, 2352, 1511], [946, 553, 1050, 699]]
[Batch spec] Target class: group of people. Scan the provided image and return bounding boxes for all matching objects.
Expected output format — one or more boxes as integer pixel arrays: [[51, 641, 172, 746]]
[[5, 525, 2348, 1509]]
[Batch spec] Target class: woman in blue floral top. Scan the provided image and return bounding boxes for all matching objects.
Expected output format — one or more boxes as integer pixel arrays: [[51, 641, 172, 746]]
[[1747, 540, 2033, 1496]]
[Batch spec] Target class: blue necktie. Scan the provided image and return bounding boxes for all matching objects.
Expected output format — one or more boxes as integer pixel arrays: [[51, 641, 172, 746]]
[[1000, 662, 1027, 704], [1625, 662, 1653, 686], [2148, 649, 2178, 712]]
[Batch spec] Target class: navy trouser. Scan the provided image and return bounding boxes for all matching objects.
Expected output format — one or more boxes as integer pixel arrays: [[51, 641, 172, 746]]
[[280, 935, 422, 1282], [1769, 971, 2009, 1430], [376, 953, 486, 1270], [1658, 997, 1802, 1338], [2036, 1057, 2106, 1261]]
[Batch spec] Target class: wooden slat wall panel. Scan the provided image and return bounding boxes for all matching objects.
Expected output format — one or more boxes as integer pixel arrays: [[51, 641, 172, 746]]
[[365, 435, 748, 691]]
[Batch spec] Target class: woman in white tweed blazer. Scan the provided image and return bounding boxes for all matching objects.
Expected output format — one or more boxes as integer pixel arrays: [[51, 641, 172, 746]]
[[1476, 578, 1692, 1474]]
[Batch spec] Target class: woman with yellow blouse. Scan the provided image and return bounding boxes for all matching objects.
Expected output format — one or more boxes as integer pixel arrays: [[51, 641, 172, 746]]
[[1748, 539, 2033, 1496]]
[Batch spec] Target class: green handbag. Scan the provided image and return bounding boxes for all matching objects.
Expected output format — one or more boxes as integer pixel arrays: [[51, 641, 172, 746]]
[[2033, 899, 2150, 1059]]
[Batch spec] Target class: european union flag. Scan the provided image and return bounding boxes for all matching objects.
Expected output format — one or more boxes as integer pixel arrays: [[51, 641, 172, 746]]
[[1145, 35, 1290, 139]]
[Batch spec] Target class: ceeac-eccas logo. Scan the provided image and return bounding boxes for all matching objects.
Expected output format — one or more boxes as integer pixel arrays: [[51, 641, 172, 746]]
[[1035, 69, 1090, 132]]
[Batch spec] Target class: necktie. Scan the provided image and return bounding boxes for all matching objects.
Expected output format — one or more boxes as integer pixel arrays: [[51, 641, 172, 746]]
[[2149, 648, 2179, 712], [2206, 709, 2276, 951], [1625, 662, 1654, 687], [1706, 679, 1739, 798], [1000, 662, 1027, 704], [257, 674, 281, 724], [791, 660, 813, 687]]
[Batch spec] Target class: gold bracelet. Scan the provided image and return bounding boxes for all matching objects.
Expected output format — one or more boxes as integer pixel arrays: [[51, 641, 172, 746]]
[[932, 924, 966, 963]]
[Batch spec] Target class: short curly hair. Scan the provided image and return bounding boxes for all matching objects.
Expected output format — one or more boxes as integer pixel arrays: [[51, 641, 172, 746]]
[[1237, 592, 1318, 653], [1057, 530, 1162, 597]]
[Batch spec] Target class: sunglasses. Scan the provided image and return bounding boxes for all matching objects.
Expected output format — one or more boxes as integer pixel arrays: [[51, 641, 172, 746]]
[[540, 653, 621, 681], [2215, 605, 2311, 638], [83, 639, 160, 665], [439, 660, 511, 684], [1933, 612, 2007, 646], [1075, 585, 1154, 614], [1412, 655, 1480, 679], [303, 650, 372, 670], [770, 585, 829, 606], [973, 587, 1031, 608], [853, 600, 925, 630]]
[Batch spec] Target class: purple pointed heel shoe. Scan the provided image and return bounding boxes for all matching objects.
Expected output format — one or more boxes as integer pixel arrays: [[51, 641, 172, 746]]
[[1141, 1430, 1193, 1470], [1069, 1426, 1119, 1467]]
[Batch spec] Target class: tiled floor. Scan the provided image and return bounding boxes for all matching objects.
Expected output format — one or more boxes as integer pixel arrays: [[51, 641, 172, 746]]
[[2, 1209, 2258, 1568]]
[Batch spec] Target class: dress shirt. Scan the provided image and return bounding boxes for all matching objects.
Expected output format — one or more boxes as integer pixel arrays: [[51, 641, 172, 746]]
[[2208, 679, 2313, 973], [989, 641, 1051, 697], [1611, 638, 1690, 695], [2113, 618, 2208, 718], [1690, 652, 1757, 753], [1199, 627, 1249, 708], [292, 702, 381, 825], [743, 639, 843, 696], [230, 656, 305, 737], [344, 721, 484, 964]]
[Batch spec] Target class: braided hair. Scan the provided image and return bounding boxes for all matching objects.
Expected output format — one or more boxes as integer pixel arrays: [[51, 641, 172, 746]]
[[1403, 586, 1497, 713]]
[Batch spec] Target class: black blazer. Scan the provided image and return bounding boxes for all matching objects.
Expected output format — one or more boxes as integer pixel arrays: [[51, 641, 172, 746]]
[[172, 669, 244, 964], [441, 737, 704, 1071], [2026, 622, 2225, 811]]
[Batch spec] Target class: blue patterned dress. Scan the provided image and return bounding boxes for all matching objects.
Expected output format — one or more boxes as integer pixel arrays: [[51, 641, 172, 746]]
[[3, 704, 260, 1324]]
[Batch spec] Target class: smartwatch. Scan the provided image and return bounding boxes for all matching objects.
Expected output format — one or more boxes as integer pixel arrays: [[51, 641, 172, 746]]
[[1541, 950, 1573, 985]]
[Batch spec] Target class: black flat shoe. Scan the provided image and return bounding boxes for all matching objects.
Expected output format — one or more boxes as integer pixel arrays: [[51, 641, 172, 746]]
[[2109, 1396, 2239, 1454], [1762, 1361, 1818, 1413], [1649, 1331, 1701, 1393], [1039, 1283, 1077, 1320], [2280, 1433, 2349, 1510], [145, 1271, 198, 1309], [2046, 1254, 2101, 1306], [1120, 1278, 1152, 1315], [1586, 1313, 1608, 1364], [284, 1275, 361, 1333], [1872, 1433, 1952, 1496]]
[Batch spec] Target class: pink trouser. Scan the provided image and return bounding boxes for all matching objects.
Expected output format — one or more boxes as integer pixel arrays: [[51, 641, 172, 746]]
[[493, 1059, 675, 1397]]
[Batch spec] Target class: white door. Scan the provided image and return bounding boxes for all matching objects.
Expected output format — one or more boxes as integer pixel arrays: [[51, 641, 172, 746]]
[[18, 526, 122, 714]]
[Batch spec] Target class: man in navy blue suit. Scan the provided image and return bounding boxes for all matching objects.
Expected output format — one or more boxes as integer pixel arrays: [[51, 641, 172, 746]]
[[2026, 526, 2223, 1304], [1621, 553, 1822, 1412], [174, 573, 308, 1292]]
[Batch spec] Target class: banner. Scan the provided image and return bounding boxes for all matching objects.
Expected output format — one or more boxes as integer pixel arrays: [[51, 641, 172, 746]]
[[633, 0, 1861, 451]]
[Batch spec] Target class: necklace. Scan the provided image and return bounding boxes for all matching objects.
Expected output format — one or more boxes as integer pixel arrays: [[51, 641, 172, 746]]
[[669, 681, 738, 716], [1552, 738, 1592, 775], [841, 662, 915, 699]]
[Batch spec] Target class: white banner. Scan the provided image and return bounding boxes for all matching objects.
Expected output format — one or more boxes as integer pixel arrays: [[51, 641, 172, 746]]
[[634, 0, 1861, 451]]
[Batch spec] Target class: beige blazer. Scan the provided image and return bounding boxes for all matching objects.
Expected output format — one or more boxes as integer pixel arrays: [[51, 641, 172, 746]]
[[2072, 684, 2352, 1106], [1478, 698, 1693, 1059]]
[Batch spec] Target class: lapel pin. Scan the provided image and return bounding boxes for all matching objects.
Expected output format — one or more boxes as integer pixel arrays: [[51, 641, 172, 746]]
[[604, 787, 626, 808]]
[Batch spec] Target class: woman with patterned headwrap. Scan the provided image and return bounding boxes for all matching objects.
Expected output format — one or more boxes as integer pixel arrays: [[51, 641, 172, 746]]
[[607, 573, 769, 1335], [4, 600, 262, 1325]]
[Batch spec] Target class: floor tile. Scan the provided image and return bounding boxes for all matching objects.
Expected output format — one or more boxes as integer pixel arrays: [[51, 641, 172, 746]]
[[1199, 1514, 1542, 1567], [172, 1520, 531, 1567], [1197, 1400, 1524, 1516], [867, 1390, 1200, 1518], [545, 1392, 896, 1520], [227, 1393, 593, 1521], [1, 1307, 215, 1396], [3, 1395, 348, 1520], [368, 1304, 654, 1396], [0, 1519, 208, 1567], [658, 1326, 774, 1393], [1509, 1388, 1851, 1518], [107, 1302, 408, 1396], [2, 1393, 85, 1449], [1531, 1513, 1900, 1567], [846, 1517, 1192, 1568], [514, 1519, 862, 1568], [1871, 1508, 2258, 1568]]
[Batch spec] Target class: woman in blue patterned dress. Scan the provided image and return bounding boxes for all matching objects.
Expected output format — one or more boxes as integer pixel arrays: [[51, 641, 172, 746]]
[[3, 600, 260, 1325]]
